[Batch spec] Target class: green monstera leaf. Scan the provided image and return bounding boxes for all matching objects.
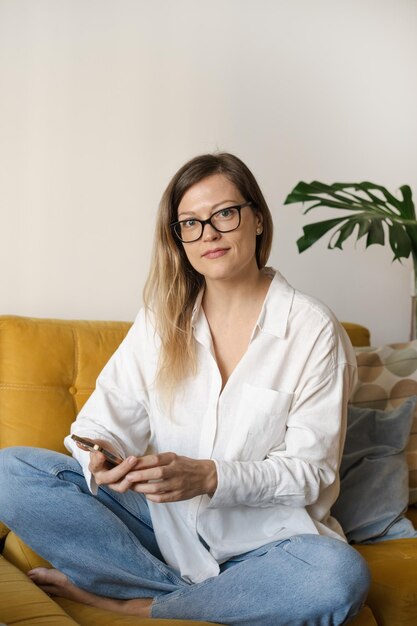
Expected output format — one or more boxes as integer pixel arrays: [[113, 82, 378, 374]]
[[284, 181, 417, 262]]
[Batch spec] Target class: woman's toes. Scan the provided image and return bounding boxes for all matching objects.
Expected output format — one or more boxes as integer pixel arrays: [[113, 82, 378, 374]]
[[27, 567, 69, 590], [27, 567, 95, 603]]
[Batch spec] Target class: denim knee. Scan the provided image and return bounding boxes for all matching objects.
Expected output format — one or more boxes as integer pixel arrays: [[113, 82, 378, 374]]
[[338, 546, 371, 618], [0, 445, 26, 484], [0, 446, 75, 526], [280, 535, 371, 624], [314, 538, 371, 622], [0, 446, 27, 524], [0, 445, 45, 484]]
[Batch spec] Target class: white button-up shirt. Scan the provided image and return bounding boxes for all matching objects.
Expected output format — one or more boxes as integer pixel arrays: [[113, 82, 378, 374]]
[[65, 268, 357, 584]]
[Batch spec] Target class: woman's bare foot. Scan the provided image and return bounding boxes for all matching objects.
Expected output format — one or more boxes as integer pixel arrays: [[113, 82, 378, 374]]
[[27, 567, 153, 617]]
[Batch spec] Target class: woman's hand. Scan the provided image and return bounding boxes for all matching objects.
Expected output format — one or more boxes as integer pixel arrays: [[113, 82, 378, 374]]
[[124, 453, 218, 502], [75, 438, 137, 490], [77, 440, 218, 502]]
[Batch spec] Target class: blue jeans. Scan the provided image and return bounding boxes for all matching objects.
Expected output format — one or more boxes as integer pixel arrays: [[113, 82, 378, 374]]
[[0, 447, 370, 625]]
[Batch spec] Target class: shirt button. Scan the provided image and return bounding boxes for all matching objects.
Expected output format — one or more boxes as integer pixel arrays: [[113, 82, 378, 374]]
[[69, 386, 77, 395]]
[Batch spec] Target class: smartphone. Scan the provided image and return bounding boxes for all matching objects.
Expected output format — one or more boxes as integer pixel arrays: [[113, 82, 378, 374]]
[[71, 434, 124, 466]]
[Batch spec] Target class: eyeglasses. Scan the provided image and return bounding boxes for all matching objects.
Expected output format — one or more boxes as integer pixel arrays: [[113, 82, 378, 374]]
[[171, 202, 253, 243]]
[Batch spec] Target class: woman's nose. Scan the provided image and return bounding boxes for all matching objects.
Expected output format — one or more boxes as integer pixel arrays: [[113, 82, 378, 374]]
[[202, 223, 220, 241]]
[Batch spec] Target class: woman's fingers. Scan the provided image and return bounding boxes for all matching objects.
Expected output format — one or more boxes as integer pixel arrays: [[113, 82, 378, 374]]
[[87, 450, 172, 493], [87, 451, 216, 500], [90, 454, 137, 487], [125, 455, 216, 502], [131, 452, 177, 470], [124, 464, 170, 484]]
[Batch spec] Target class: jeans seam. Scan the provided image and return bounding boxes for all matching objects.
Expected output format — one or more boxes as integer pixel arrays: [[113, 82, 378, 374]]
[[12, 453, 72, 477], [151, 572, 214, 611], [98, 486, 154, 529], [51, 463, 81, 477]]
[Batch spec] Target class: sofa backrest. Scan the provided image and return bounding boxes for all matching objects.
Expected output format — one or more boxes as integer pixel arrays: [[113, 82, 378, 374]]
[[0, 315, 370, 453], [340, 321, 370, 348], [0, 316, 131, 452]]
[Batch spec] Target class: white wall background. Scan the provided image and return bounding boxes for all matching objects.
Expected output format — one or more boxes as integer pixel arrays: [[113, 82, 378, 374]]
[[1, 0, 417, 345]]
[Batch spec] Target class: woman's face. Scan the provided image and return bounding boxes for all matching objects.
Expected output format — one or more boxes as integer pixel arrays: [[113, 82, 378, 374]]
[[176, 173, 262, 284]]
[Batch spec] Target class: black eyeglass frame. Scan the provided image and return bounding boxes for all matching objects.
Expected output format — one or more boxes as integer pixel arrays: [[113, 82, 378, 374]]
[[170, 202, 254, 243]]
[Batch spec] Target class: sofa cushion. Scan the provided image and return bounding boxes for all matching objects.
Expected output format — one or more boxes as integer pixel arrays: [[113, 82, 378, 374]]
[[0, 554, 78, 625], [2, 531, 51, 573], [0, 316, 131, 453], [351, 341, 417, 504], [355, 539, 417, 626]]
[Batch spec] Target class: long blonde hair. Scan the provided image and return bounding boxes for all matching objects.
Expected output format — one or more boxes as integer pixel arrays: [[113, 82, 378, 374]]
[[143, 153, 273, 396]]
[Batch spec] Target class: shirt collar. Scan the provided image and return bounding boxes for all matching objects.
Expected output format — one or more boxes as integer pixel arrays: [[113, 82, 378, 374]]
[[256, 268, 295, 339], [191, 267, 295, 342], [191, 288, 212, 348], [191, 288, 205, 324]]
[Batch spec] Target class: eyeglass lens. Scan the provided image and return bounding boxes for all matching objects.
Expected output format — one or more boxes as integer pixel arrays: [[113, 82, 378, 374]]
[[176, 207, 240, 242]]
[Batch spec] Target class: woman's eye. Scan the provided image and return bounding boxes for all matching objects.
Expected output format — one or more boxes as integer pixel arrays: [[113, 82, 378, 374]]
[[182, 220, 197, 229], [218, 208, 234, 219]]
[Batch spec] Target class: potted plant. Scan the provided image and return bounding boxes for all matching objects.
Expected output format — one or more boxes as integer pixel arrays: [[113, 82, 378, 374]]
[[284, 181, 417, 338]]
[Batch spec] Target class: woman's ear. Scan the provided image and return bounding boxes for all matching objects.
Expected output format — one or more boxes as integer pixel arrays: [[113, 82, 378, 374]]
[[256, 213, 264, 236]]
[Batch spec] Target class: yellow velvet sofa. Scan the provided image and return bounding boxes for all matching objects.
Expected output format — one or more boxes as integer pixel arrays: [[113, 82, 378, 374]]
[[0, 314, 415, 626]]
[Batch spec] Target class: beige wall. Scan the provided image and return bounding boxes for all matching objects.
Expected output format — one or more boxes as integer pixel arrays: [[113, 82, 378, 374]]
[[1, 0, 417, 345]]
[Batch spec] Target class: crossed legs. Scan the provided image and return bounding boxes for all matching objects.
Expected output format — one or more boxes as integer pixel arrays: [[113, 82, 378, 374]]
[[0, 446, 370, 625]]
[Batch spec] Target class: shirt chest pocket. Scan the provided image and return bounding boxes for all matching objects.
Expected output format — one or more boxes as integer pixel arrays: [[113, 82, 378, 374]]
[[224, 383, 294, 461]]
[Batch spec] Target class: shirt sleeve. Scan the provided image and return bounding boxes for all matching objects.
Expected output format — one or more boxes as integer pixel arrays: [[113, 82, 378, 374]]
[[208, 323, 357, 509], [64, 309, 152, 493]]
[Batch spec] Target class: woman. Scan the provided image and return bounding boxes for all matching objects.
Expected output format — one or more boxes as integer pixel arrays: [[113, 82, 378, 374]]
[[0, 153, 370, 625]]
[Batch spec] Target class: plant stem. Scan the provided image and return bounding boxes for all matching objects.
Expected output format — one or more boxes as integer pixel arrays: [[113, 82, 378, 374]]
[[411, 254, 417, 340]]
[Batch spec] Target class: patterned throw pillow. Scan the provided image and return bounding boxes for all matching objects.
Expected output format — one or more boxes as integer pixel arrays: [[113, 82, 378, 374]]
[[351, 341, 417, 504]]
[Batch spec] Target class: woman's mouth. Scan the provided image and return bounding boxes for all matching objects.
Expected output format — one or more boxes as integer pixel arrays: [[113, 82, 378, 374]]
[[202, 248, 229, 259]]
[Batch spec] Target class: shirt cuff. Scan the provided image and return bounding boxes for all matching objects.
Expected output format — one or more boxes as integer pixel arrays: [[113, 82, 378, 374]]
[[64, 434, 99, 495], [207, 459, 272, 508]]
